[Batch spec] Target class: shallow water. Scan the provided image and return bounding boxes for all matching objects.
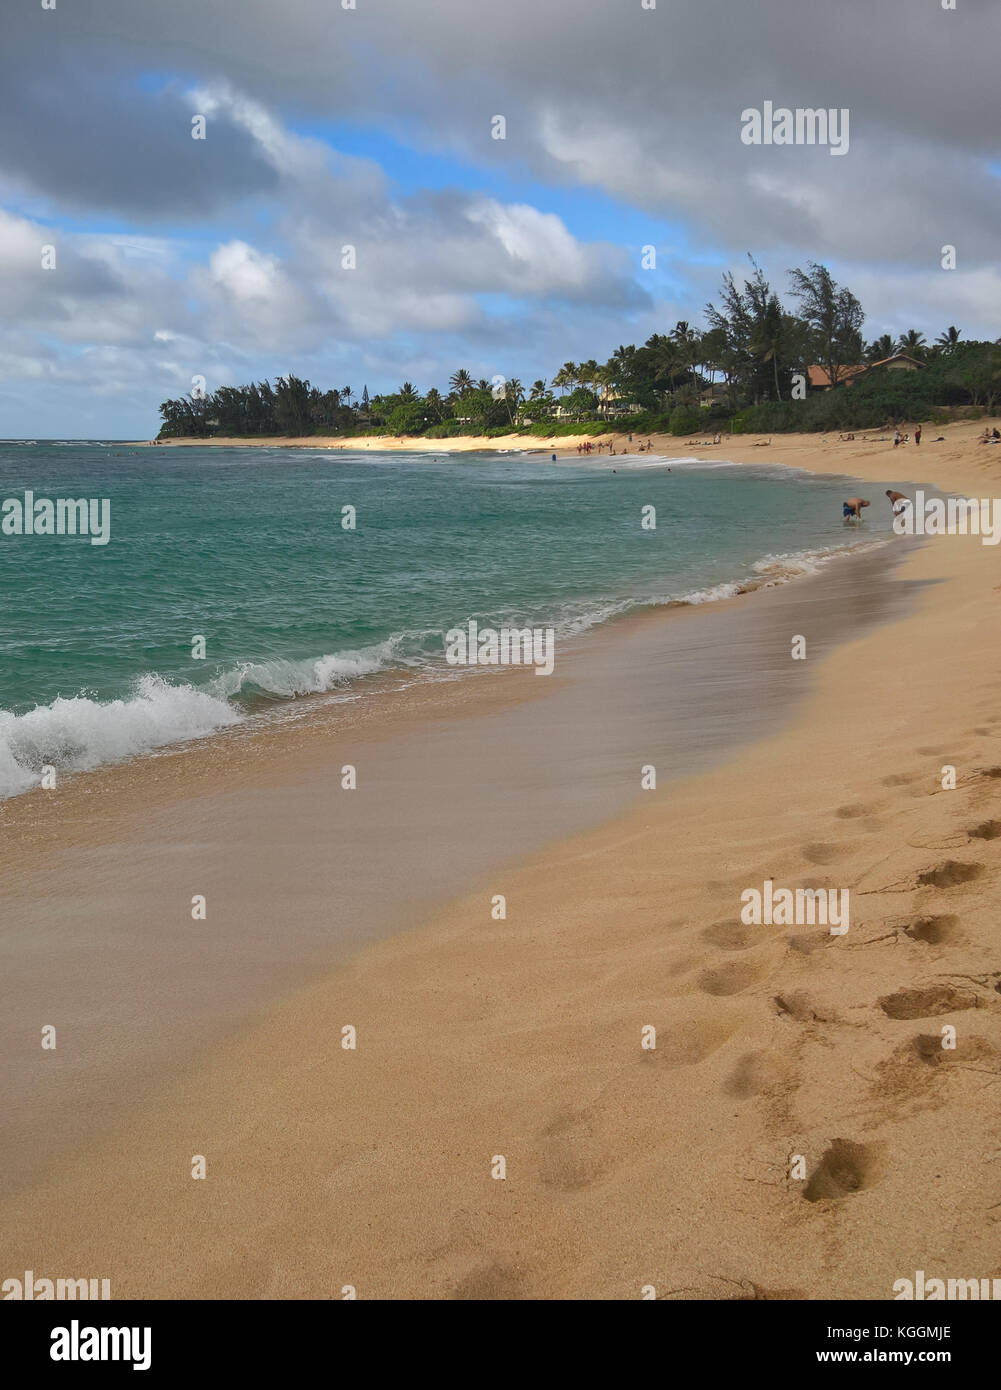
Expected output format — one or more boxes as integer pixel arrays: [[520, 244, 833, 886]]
[[0, 442, 893, 797]]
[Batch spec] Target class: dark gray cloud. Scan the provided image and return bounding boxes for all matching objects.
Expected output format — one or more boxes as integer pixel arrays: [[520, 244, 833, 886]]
[[7, 1, 1000, 263], [0, 38, 278, 216]]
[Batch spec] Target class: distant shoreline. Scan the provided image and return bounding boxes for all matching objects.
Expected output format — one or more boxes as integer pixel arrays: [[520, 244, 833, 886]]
[[144, 417, 991, 475], [152, 429, 635, 455]]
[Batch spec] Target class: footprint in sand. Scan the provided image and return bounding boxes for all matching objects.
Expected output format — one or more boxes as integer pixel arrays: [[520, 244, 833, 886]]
[[536, 1107, 618, 1192], [882, 772, 920, 786], [786, 930, 830, 955], [909, 1033, 999, 1069], [773, 991, 839, 1023], [833, 804, 885, 833], [878, 984, 979, 1020], [869, 1033, 1001, 1107], [664, 952, 704, 978], [698, 957, 769, 997], [649, 1012, 745, 1067], [901, 914, 963, 946], [835, 803, 876, 820], [916, 859, 984, 888], [801, 842, 842, 865], [700, 920, 760, 951], [454, 1262, 527, 1300], [968, 819, 1001, 841], [802, 1138, 884, 1203], [724, 1049, 784, 1098]]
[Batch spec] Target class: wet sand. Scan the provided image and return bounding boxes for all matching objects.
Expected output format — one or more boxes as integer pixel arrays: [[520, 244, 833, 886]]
[[0, 533, 918, 1201]]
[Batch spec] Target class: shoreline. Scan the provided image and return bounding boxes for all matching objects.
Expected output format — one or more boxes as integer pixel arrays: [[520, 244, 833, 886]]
[[3, 428, 1000, 1297], [0, 525, 892, 809], [0, 442, 904, 803], [0, 527, 916, 1199], [148, 416, 998, 474]]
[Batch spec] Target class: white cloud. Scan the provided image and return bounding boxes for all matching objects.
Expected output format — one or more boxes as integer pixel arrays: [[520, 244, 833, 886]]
[[2, 0, 999, 432]]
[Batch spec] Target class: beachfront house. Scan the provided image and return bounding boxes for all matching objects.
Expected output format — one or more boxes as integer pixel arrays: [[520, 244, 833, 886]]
[[807, 354, 925, 392], [595, 386, 643, 418]]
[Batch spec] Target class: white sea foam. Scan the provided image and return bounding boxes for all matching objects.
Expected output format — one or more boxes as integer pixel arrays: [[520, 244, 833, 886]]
[[610, 454, 700, 469], [0, 674, 240, 800], [0, 536, 889, 800], [750, 537, 885, 580], [0, 640, 428, 798], [675, 580, 745, 604], [211, 639, 409, 699]]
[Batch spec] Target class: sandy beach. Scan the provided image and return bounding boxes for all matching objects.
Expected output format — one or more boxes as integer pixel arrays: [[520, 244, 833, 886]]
[[4, 421, 1001, 1300], [152, 425, 933, 462]]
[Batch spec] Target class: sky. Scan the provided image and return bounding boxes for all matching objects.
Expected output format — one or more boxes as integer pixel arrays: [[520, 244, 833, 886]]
[[2, 0, 999, 437]]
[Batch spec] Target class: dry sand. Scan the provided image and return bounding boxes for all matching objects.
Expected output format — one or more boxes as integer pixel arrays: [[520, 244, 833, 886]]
[[150, 421, 981, 468], [4, 421, 1001, 1299]]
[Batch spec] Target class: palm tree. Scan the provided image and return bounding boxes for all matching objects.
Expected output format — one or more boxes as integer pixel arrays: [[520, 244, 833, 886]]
[[504, 377, 525, 424], [672, 320, 702, 392], [578, 359, 599, 391], [699, 327, 727, 389], [556, 362, 579, 395], [609, 344, 636, 394], [529, 379, 548, 400], [649, 334, 681, 395], [935, 325, 962, 351], [593, 364, 615, 415], [449, 369, 473, 396], [399, 381, 419, 402], [897, 330, 927, 360], [867, 334, 894, 363], [425, 387, 446, 423], [341, 386, 353, 407]]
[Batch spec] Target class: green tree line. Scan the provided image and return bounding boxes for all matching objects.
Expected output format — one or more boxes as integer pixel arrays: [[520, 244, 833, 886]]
[[157, 260, 1001, 439]]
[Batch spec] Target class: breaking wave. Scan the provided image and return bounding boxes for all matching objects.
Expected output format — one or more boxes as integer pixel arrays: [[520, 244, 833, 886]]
[[0, 534, 887, 800]]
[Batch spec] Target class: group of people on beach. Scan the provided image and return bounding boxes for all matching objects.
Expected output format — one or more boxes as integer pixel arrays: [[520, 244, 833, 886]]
[[836, 425, 935, 446], [893, 426, 921, 447], [842, 490, 911, 523], [574, 437, 657, 456], [980, 426, 1001, 444]]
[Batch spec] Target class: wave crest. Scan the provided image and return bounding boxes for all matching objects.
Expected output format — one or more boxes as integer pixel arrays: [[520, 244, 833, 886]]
[[0, 674, 240, 799]]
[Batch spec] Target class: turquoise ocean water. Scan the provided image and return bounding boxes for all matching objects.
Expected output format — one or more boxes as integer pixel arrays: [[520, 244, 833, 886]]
[[0, 442, 889, 798]]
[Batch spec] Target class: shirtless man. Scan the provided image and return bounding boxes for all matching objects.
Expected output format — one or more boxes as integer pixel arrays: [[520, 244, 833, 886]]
[[886, 489, 910, 517], [843, 497, 870, 521]]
